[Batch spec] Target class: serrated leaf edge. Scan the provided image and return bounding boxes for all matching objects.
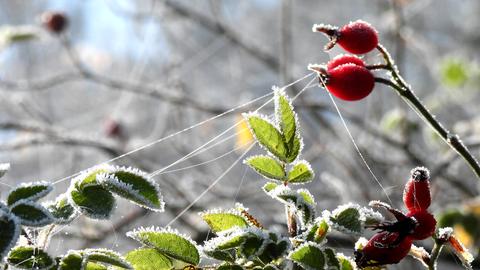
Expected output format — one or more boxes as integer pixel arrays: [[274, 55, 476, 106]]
[[10, 199, 54, 227], [8, 181, 53, 205], [287, 241, 325, 270], [288, 160, 315, 184], [0, 210, 20, 261], [243, 155, 285, 181], [97, 167, 165, 212]]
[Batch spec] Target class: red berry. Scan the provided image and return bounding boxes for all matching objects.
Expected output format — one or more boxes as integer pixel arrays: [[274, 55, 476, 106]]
[[326, 63, 374, 101], [338, 20, 378, 54], [41, 11, 68, 34], [403, 167, 431, 211], [355, 232, 412, 268], [407, 210, 436, 240], [326, 54, 365, 71]]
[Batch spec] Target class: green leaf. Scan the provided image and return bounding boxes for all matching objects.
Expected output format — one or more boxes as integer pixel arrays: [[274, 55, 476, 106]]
[[287, 161, 314, 184], [58, 251, 107, 270], [125, 248, 173, 270], [305, 218, 330, 244], [297, 189, 315, 205], [329, 204, 363, 235], [337, 254, 356, 270], [288, 243, 325, 270], [0, 210, 20, 261], [68, 184, 115, 220], [262, 182, 279, 193], [0, 163, 10, 178], [45, 195, 78, 224], [200, 212, 249, 233], [275, 90, 297, 145], [7, 246, 54, 270], [245, 155, 285, 180], [127, 228, 200, 265], [286, 135, 302, 163], [214, 234, 249, 250], [74, 166, 112, 190], [99, 167, 164, 212], [244, 114, 288, 162], [239, 235, 264, 258], [83, 249, 131, 269], [10, 200, 54, 227], [7, 182, 53, 206], [203, 249, 235, 262], [324, 248, 341, 270]]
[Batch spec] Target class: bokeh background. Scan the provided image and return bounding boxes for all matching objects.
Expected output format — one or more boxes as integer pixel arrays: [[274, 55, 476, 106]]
[[1, 1, 480, 269]]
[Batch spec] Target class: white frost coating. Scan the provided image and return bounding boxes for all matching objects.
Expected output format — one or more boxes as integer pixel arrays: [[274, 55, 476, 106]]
[[42, 194, 78, 224], [296, 189, 316, 206], [71, 163, 114, 189], [288, 160, 314, 184], [287, 241, 325, 270], [10, 199, 54, 227], [311, 23, 336, 32], [0, 211, 20, 261], [0, 201, 9, 213], [8, 181, 53, 203], [242, 155, 284, 182], [438, 227, 454, 238], [0, 163, 10, 178], [97, 168, 165, 212], [360, 207, 384, 223]]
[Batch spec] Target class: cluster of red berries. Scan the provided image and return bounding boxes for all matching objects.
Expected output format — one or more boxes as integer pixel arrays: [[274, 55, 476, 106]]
[[311, 20, 379, 101], [355, 167, 437, 268]]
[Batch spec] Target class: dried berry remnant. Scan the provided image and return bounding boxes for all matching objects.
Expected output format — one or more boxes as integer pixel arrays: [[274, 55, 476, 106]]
[[314, 20, 378, 54], [41, 11, 68, 34], [326, 62, 375, 101], [406, 210, 436, 240], [326, 54, 365, 71], [355, 232, 412, 268], [403, 166, 431, 211]]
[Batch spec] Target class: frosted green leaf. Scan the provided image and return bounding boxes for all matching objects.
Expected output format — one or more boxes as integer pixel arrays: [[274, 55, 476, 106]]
[[262, 182, 278, 193], [45, 195, 77, 224], [127, 227, 200, 265], [239, 235, 264, 258], [83, 249, 132, 269], [125, 248, 172, 270], [337, 254, 356, 270], [200, 212, 249, 233], [7, 246, 54, 270], [74, 166, 112, 190], [98, 167, 164, 212], [215, 234, 248, 250], [305, 218, 329, 244], [217, 264, 244, 270], [10, 200, 54, 227], [287, 161, 314, 184], [0, 163, 10, 178], [297, 189, 315, 205], [288, 243, 325, 270], [324, 248, 341, 270], [329, 204, 362, 235], [68, 184, 115, 220], [0, 210, 20, 261], [275, 89, 297, 144], [286, 135, 302, 163], [245, 155, 285, 180], [58, 251, 107, 270], [203, 250, 235, 262], [244, 114, 288, 162], [7, 181, 53, 206]]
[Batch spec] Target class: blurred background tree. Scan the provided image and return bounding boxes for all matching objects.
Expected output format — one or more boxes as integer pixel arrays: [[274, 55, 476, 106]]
[[0, 1, 479, 269]]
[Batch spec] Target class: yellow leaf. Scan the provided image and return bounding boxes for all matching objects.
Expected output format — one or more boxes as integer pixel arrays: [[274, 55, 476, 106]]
[[235, 115, 254, 152]]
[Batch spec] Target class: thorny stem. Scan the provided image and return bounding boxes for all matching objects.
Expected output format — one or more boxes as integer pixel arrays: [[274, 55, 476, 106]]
[[375, 44, 480, 180]]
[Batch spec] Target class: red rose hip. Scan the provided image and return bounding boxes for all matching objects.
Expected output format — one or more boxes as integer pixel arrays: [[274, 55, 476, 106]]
[[327, 54, 365, 71], [355, 232, 412, 267], [337, 20, 379, 54], [407, 210, 436, 240], [326, 63, 375, 101], [403, 167, 431, 211]]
